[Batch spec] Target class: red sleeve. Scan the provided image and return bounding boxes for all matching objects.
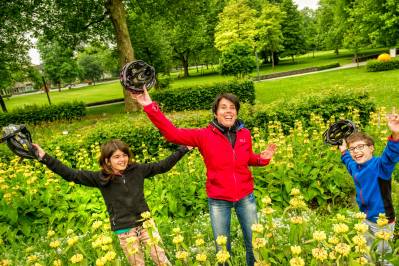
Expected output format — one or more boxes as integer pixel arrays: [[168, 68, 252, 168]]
[[143, 102, 203, 147]]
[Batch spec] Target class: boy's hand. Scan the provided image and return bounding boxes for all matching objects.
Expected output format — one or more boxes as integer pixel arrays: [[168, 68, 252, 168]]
[[130, 86, 153, 107], [387, 113, 399, 140], [260, 144, 277, 160], [338, 139, 347, 153]]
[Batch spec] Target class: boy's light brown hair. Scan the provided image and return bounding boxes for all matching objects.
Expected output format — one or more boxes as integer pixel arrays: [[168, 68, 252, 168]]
[[345, 132, 374, 146]]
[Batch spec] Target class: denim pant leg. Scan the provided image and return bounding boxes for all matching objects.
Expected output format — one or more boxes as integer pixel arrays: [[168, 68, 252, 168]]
[[208, 198, 233, 254], [235, 193, 258, 266]]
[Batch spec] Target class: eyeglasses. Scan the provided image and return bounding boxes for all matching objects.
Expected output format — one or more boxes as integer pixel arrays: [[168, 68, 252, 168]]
[[348, 144, 370, 153]]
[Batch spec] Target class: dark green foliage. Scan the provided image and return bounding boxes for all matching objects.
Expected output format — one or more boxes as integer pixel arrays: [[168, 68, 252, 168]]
[[151, 80, 255, 112], [366, 58, 399, 72], [219, 43, 257, 77], [242, 92, 375, 133], [0, 102, 86, 127]]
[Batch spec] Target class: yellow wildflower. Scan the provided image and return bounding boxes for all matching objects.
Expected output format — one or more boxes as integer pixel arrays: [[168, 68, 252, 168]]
[[141, 211, 151, 220], [252, 237, 267, 249], [49, 240, 61, 248], [352, 235, 367, 246], [312, 247, 328, 261], [251, 224, 264, 234], [289, 257, 304, 266], [376, 214, 388, 227], [172, 227, 181, 234], [105, 251, 116, 261], [27, 255, 38, 263], [172, 235, 184, 245], [354, 257, 368, 265], [216, 250, 230, 263], [196, 253, 207, 262], [290, 188, 301, 196], [70, 254, 83, 264], [1, 259, 12, 266], [375, 231, 391, 241], [261, 196, 272, 205], [255, 261, 271, 266], [261, 207, 275, 215], [333, 223, 349, 234], [354, 223, 369, 234], [312, 231, 326, 242], [47, 230, 56, 238], [96, 257, 107, 266], [195, 238, 205, 246], [290, 216, 304, 224], [329, 251, 337, 260], [176, 250, 189, 260], [92, 220, 103, 230], [354, 212, 366, 220], [335, 243, 350, 256], [53, 259, 62, 266], [336, 213, 346, 222], [216, 235, 228, 246], [290, 246, 301, 256]]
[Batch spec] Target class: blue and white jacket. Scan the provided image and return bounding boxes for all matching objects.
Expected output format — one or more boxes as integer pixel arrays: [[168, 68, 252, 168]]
[[341, 136, 399, 223]]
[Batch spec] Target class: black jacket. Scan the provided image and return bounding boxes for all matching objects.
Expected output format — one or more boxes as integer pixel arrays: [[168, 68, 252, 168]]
[[40, 146, 189, 231]]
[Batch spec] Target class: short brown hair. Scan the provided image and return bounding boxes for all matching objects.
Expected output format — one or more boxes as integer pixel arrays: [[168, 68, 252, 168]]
[[99, 139, 133, 179], [212, 93, 240, 114], [346, 132, 374, 146]]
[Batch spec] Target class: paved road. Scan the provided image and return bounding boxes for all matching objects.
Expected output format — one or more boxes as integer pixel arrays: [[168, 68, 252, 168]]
[[257, 61, 367, 82]]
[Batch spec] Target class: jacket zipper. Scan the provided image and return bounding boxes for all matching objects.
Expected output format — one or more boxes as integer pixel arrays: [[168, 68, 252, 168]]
[[224, 129, 238, 200]]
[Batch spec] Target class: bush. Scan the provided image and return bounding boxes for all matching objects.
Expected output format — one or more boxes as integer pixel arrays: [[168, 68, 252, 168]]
[[219, 42, 257, 77], [151, 80, 255, 112], [0, 102, 86, 127], [366, 57, 399, 72]]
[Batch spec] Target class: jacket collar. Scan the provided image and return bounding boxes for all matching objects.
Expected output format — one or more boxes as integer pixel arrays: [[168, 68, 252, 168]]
[[210, 119, 244, 133]]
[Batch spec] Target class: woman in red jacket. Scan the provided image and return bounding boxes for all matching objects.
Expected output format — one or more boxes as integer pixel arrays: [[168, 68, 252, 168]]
[[133, 89, 276, 266]]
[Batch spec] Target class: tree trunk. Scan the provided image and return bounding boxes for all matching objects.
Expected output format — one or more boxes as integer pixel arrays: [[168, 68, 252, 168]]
[[105, 0, 139, 112], [271, 51, 275, 70]]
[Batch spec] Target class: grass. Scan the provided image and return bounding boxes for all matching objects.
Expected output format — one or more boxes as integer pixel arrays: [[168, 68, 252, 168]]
[[1, 48, 391, 111], [4, 81, 124, 111], [255, 66, 399, 109]]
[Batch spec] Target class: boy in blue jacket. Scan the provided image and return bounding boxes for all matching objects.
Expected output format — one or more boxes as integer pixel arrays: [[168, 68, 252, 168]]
[[339, 114, 399, 264]]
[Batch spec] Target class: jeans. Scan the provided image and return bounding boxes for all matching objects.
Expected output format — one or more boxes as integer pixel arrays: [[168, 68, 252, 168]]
[[208, 193, 258, 266]]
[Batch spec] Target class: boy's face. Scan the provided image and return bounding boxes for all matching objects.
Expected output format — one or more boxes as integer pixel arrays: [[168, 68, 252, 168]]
[[348, 140, 374, 164]]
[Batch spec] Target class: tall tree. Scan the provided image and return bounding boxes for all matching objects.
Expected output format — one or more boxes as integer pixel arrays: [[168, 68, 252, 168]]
[[257, 2, 285, 69], [280, 0, 306, 61], [214, 0, 258, 52], [37, 40, 79, 91], [3, 0, 138, 111], [301, 8, 318, 56]]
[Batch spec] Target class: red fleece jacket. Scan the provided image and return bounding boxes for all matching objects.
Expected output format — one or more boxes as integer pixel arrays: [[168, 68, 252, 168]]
[[144, 102, 270, 202]]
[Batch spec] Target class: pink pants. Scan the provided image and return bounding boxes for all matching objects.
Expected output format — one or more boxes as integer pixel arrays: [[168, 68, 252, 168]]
[[117, 222, 171, 266]]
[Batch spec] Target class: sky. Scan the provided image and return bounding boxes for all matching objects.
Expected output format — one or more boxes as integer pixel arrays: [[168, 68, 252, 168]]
[[28, 0, 319, 65]]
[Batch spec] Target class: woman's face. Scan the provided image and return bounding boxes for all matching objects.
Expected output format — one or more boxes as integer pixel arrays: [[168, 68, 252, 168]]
[[108, 149, 129, 174], [215, 98, 237, 128]]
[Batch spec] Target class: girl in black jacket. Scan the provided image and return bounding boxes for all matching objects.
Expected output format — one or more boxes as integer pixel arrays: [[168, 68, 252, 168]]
[[33, 139, 190, 266]]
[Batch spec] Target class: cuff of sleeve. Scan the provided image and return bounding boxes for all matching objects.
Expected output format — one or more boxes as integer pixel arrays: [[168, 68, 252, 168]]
[[143, 102, 159, 113], [258, 158, 270, 165], [41, 153, 51, 164], [178, 145, 189, 153], [388, 135, 399, 142]]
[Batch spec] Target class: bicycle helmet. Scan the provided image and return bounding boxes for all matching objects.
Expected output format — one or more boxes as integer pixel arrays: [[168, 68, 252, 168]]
[[120, 60, 156, 93], [0, 124, 39, 160], [323, 119, 357, 145]]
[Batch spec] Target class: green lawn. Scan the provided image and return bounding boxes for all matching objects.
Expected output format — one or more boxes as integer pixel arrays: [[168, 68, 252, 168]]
[[4, 82, 124, 111], [255, 66, 399, 109]]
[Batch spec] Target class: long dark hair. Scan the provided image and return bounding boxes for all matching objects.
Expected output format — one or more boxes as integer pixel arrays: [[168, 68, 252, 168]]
[[99, 139, 133, 180]]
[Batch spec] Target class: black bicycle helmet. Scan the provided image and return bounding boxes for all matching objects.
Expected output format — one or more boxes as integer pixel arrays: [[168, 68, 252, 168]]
[[323, 119, 357, 145], [120, 60, 156, 93], [0, 124, 39, 160]]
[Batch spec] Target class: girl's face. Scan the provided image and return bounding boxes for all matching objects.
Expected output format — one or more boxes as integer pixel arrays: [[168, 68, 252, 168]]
[[108, 149, 129, 174], [215, 98, 237, 128]]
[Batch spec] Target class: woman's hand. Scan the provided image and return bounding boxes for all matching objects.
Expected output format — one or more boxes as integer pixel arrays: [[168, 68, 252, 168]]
[[32, 143, 45, 160], [260, 144, 277, 160], [387, 113, 399, 140], [130, 86, 153, 107]]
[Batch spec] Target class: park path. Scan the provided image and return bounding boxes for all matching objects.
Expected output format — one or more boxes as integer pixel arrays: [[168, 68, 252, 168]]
[[256, 61, 367, 82]]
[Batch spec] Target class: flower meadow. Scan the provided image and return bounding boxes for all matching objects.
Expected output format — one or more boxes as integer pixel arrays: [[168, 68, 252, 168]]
[[1, 107, 399, 265]]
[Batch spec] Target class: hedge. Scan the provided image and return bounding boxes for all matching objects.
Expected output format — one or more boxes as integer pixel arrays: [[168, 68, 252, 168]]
[[151, 80, 255, 112], [366, 57, 399, 72], [0, 102, 86, 127]]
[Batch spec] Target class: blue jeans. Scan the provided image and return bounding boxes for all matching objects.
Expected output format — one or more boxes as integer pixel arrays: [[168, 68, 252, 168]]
[[208, 193, 258, 266]]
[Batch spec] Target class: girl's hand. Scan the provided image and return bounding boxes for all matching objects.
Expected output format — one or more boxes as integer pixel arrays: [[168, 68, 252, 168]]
[[260, 144, 277, 160], [130, 86, 153, 106], [32, 143, 45, 160], [387, 113, 399, 140]]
